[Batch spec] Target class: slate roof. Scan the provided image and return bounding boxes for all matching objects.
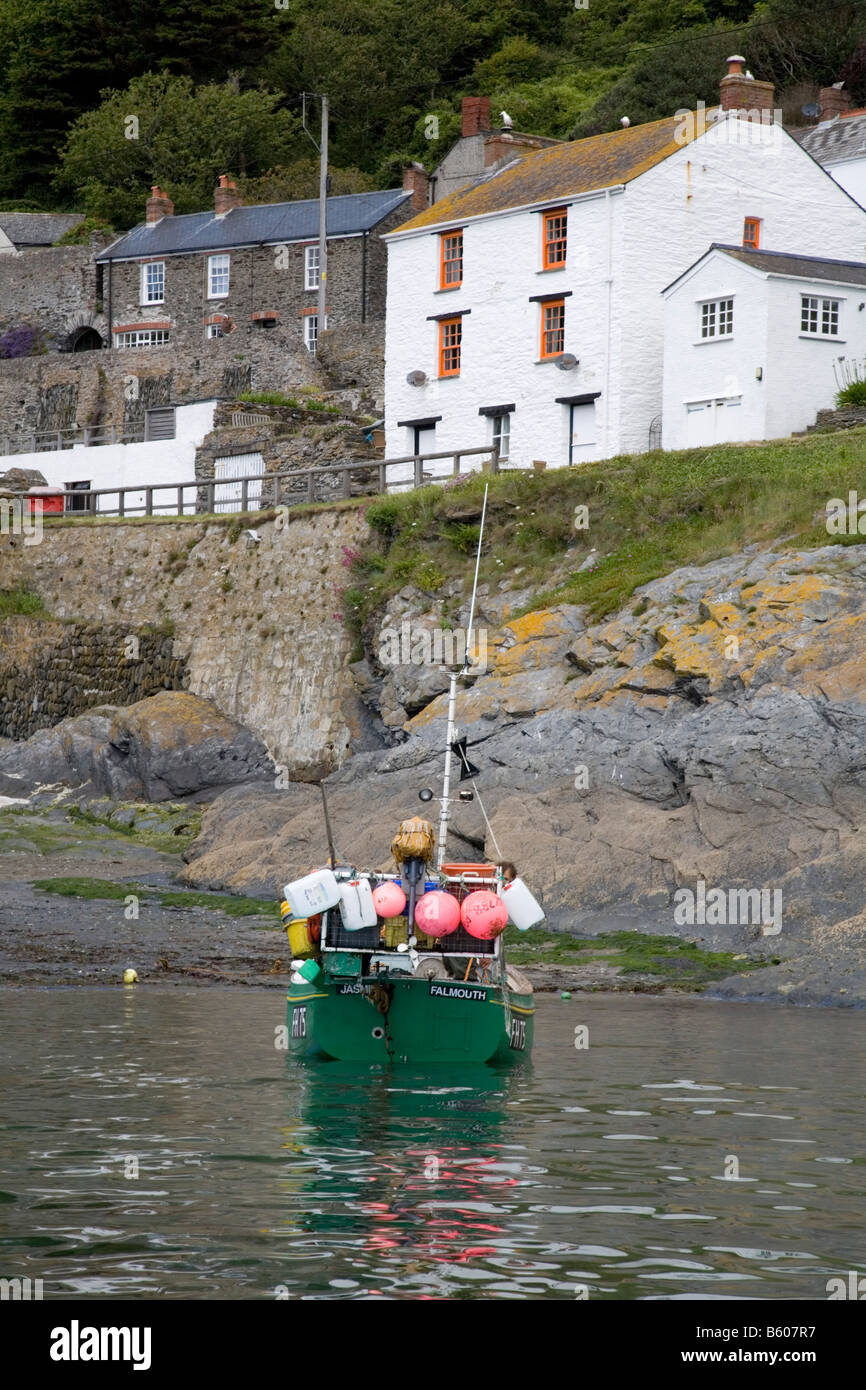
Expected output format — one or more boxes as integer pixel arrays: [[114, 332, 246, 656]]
[[663, 243, 866, 294], [793, 114, 866, 166], [96, 189, 410, 262], [0, 212, 85, 245], [392, 111, 717, 233]]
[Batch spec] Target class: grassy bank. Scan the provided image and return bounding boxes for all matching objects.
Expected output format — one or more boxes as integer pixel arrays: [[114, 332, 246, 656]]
[[34, 876, 276, 920], [507, 929, 776, 990], [345, 430, 866, 632]]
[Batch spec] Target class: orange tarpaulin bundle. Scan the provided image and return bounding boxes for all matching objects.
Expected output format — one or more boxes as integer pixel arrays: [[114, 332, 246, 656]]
[[391, 817, 435, 865]]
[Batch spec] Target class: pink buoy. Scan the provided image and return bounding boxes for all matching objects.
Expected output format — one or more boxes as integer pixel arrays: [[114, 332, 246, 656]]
[[461, 890, 508, 940], [372, 880, 407, 918], [414, 890, 461, 937]]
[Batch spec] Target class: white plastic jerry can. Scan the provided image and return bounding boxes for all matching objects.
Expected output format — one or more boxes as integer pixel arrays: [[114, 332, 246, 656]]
[[339, 877, 378, 930], [282, 868, 341, 919], [498, 876, 545, 930]]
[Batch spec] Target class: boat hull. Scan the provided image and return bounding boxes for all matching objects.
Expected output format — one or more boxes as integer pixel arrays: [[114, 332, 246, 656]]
[[286, 974, 534, 1065]]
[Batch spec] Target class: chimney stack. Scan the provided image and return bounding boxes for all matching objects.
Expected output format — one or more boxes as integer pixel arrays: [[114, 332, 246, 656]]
[[819, 83, 851, 122], [402, 163, 429, 212], [214, 174, 242, 216], [462, 96, 492, 138], [720, 55, 775, 116], [146, 185, 174, 223]]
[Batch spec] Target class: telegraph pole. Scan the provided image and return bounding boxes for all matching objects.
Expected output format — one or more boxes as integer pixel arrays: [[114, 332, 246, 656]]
[[317, 96, 328, 344]]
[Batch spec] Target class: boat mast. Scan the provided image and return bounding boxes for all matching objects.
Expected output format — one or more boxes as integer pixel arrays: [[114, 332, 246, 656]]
[[436, 484, 489, 871]]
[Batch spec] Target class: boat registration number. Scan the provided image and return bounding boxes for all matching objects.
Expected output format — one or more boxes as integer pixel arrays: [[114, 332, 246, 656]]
[[291, 1006, 307, 1039], [510, 1017, 527, 1050], [429, 982, 486, 1002]]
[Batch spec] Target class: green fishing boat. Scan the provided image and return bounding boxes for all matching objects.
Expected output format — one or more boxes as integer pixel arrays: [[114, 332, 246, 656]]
[[281, 484, 543, 1065], [284, 864, 536, 1065]]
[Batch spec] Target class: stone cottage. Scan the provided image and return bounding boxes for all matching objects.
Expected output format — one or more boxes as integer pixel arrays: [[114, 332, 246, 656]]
[[95, 180, 412, 356]]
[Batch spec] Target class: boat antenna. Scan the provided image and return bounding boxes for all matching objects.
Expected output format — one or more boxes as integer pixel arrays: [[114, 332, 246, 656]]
[[436, 483, 489, 871], [318, 781, 337, 868]]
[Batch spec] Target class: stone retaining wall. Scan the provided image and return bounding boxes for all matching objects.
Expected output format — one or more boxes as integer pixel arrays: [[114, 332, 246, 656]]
[[0, 617, 185, 739], [806, 406, 866, 433], [0, 507, 374, 776]]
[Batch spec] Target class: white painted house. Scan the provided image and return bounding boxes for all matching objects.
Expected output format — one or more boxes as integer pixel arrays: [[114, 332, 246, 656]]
[[0, 400, 217, 514], [662, 246, 866, 449], [385, 60, 866, 472], [794, 87, 866, 208]]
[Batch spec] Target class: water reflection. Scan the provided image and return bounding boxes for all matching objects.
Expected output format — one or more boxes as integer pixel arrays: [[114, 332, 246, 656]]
[[1, 989, 864, 1300]]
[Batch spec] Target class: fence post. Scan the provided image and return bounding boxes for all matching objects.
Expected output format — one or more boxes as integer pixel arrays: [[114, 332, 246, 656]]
[[241, 478, 249, 512], [117, 489, 125, 518], [453, 452, 461, 476], [306, 470, 314, 503], [491, 441, 500, 474], [378, 462, 387, 493], [341, 466, 351, 499], [145, 487, 153, 516], [29, 433, 36, 452], [413, 454, 423, 488]]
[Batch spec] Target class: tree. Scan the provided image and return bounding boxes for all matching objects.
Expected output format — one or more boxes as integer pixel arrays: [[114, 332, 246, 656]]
[[0, 0, 281, 203], [56, 73, 301, 227], [237, 160, 376, 205]]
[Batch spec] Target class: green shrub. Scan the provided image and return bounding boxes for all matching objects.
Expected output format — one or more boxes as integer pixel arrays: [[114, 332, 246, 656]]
[[237, 390, 299, 408], [0, 586, 46, 616], [55, 216, 114, 245], [835, 380, 866, 408]]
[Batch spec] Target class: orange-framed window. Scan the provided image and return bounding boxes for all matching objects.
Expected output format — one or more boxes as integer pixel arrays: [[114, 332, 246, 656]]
[[440, 230, 463, 288], [540, 299, 565, 358], [438, 316, 462, 376], [743, 217, 760, 250], [542, 209, 567, 269]]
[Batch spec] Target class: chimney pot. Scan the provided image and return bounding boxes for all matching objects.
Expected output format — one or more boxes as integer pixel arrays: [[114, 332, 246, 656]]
[[720, 57, 775, 116], [146, 185, 174, 223], [214, 174, 242, 215]]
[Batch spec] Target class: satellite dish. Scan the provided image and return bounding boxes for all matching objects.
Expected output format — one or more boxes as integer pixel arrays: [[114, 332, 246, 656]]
[[406, 369, 427, 386], [556, 353, 579, 371], [419, 787, 434, 802], [801, 103, 820, 118]]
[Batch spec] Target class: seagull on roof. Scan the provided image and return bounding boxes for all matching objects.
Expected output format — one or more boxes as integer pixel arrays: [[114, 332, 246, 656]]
[[500, 110, 513, 128], [620, 116, 630, 127]]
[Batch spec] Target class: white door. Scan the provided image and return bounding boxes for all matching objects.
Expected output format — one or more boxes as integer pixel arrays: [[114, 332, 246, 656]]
[[213, 452, 264, 512], [715, 396, 743, 443], [685, 397, 743, 446], [685, 400, 714, 446], [569, 403, 597, 464]]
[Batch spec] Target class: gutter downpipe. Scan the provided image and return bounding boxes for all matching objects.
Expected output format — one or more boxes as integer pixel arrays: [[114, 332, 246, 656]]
[[604, 186, 613, 457], [361, 229, 367, 323]]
